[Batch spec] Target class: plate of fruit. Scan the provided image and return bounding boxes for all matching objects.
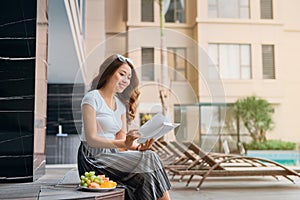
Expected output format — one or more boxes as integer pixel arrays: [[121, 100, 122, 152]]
[[79, 171, 117, 192]]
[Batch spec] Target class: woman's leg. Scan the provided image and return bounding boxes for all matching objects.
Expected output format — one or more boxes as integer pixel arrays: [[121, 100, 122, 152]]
[[158, 191, 170, 200]]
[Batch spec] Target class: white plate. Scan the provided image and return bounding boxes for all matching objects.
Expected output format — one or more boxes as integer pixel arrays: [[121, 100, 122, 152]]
[[78, 185, 116, 192]]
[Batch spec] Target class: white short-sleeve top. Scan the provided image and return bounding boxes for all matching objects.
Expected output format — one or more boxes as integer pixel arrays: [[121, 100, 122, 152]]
[[80, 90, 126, 141]]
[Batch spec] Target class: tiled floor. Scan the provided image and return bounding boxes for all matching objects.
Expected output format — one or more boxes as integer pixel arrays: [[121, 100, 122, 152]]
[[1, 164, 300, 200], [170, 176, 300, 200]]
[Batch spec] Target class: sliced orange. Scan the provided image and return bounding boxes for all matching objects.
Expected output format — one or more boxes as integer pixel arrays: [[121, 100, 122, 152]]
[[100, 181, 116, 188]]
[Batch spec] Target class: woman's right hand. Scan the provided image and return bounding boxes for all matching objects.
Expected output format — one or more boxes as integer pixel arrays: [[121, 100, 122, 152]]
[[125, 129, 140, 149]]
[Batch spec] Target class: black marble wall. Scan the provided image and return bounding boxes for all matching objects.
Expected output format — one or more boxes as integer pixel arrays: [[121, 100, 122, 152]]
[[0, 0, 48, 182]]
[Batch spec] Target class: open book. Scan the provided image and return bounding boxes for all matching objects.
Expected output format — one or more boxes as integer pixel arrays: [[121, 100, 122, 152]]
[[137, 113, 180, 144]]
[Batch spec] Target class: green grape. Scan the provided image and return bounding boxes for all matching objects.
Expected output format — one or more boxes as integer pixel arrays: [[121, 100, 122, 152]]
[[82, 183, 88, 187], [90, 175, 96, 182], [89, 171, 96, 176], [80, 171, 112, 188], [93, 177, 99, 183]]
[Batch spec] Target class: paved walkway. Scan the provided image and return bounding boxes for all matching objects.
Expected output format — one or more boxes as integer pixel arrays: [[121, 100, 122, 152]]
[[0, 164, 300, 199], [170, 176, 300, 200]]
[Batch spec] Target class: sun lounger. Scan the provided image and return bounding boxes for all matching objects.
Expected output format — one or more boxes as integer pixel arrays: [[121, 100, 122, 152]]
[[167, 141, 300, 190], [153, 141, 193, 168]]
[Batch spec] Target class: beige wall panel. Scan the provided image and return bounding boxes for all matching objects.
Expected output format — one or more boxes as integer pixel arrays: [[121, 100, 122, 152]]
[[105, 0, 127, 32], [85, 0, 105, 54], [282, 0, 300, 30], [85, 20, 105, 39], [86, 0, 105, 20], [139, 82, 197, 104], [279, 85, 300, 143], [198, 23, 283, 44], [128, 0, 141, 25], [279, 31, 300, 143]]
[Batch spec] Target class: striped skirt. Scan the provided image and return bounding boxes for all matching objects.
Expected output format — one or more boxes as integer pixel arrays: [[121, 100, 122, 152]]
[[77, 142, 171, 200]]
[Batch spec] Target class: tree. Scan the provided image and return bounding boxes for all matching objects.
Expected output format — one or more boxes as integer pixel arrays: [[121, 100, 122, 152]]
[[158, 0, 169, 116], [233, 96, 274, 143]]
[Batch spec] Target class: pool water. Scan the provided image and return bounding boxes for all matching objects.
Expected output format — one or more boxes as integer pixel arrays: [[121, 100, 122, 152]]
[[271, 159, 298, 166], [247, 150, 300, 166]]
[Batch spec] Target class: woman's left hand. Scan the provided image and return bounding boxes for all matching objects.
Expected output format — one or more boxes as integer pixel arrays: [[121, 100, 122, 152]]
[[125, 129, 140, 149], [137, 138, 155, 151]]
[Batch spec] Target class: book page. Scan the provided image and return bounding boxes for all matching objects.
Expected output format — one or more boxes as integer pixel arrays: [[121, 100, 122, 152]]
[[137, 113, 180, 143]]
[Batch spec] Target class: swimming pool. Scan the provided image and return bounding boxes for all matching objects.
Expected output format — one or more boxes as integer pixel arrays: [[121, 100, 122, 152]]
[[247, 150, 300, 166]]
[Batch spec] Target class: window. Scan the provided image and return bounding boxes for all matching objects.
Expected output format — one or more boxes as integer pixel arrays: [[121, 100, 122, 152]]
[[167, 48, 187, 81], [141, 0, 154, 22], [260, 0, 273, 19], [262, 45, 275, 79], [208, 44, 251, 79], [165, 0, 186, 23], [141, 48, 154, 81], [208, 0, 250, 19]]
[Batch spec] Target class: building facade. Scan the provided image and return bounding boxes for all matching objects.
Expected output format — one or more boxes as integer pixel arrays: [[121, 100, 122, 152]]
[[54, 0, 300, 153]]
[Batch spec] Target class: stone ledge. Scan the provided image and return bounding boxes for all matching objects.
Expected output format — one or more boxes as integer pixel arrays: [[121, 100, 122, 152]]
[[39, 185, 125, 200], [39, 168, 125, 199]]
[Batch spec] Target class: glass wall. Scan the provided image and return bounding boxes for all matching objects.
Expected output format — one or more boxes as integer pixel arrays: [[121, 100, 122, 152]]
[[174, 103, 251, 154]]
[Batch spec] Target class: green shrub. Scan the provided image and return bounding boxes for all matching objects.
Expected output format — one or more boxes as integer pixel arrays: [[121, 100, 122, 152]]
[[244, 140, 296, 150]]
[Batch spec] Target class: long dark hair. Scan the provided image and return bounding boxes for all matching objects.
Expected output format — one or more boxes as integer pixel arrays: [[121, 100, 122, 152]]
[[90, 54, 140, 123]]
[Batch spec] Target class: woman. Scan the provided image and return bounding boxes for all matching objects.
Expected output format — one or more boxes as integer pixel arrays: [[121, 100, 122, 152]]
[[77, 54, 171, 200]]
